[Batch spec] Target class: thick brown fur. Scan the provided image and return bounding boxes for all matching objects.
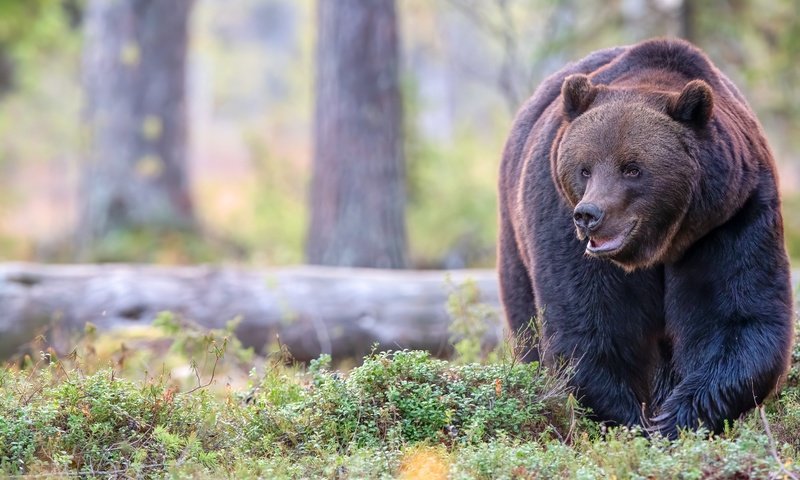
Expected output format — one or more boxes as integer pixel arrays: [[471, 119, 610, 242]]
[[498, 38, 793, 437]]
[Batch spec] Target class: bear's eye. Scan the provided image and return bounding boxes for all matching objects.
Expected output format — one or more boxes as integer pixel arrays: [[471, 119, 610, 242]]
[[580, 168, 591, 178], [623, 165, 640, 178]]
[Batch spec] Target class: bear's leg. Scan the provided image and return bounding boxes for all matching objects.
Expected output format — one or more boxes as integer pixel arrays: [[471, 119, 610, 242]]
[[649, 338, 678, 416], [556, 316, 663, 428], [532, 258, 665, 428], [655, 195, 793, 436], [498, 214, 539, 362], [518, 190, 664, 426]]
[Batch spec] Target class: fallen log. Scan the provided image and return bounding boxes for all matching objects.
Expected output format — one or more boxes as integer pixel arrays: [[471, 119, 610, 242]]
[[0, 263, 503, 361]]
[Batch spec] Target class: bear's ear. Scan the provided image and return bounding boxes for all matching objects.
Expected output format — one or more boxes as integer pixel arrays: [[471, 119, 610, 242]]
[[669, 79, 713, 127], [562, 74, 597, 121]]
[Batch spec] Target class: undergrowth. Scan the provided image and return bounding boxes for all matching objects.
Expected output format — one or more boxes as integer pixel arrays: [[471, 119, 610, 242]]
[[0, 286, 799, 478]]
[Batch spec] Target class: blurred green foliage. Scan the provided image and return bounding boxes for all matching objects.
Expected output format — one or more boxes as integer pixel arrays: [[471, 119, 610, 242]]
[[73, 227, 233, 263], [0, 0, 70, 40], [243, 132, 308, 265], [0, 0, 78, 88], [402, 65, 507, 268], [446, 277, 508, 363], [781, 196, 800, 261], [406, 126, 501, 268]]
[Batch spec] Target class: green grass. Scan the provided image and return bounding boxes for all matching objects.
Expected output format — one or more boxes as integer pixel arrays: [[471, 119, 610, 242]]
[[1, 341, 800, 478], [1, 297, 799, 478]]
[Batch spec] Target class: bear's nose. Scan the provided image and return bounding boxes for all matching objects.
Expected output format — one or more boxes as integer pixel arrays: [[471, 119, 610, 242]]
[[573, 203, 604, 233]]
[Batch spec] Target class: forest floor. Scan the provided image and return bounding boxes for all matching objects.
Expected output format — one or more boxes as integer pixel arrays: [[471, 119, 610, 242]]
[[1, 309, 799, 479]]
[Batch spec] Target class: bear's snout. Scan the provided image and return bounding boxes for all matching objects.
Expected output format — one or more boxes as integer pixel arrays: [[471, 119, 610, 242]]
[[573, 202, 604, 234]]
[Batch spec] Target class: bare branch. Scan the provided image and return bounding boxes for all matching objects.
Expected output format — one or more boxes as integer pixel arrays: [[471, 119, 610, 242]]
[[759, 406, 799, 480]]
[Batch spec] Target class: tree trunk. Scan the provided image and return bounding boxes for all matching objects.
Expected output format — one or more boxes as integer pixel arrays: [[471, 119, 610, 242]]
[[0, 44, 14, 97], [306, 0, 408, 268], [0, 263, 502, 362], [679, 0, 696, 44], [78, 0, 195, 255]]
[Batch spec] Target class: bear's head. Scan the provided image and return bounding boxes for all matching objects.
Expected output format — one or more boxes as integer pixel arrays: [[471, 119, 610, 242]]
[[555, 74, 713, 270]]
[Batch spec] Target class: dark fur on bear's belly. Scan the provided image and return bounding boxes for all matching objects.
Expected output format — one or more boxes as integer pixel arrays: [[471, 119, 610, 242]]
[[497, 38, 794, 437]]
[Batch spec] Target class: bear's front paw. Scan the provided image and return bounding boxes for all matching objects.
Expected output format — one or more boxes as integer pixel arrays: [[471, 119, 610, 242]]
[[648, 398, 699, 439], [648, 409, 680, 439]]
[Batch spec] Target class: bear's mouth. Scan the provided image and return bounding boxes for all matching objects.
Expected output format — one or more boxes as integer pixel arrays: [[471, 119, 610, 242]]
[[586, 221, 637, 256]]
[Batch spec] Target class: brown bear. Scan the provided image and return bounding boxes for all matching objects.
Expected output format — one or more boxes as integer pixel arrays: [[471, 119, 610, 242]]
[[497, 38, 793, 437]]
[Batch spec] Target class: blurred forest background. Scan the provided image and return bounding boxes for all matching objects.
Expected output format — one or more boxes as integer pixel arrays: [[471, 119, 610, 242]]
[[0, 0, 798, 269]]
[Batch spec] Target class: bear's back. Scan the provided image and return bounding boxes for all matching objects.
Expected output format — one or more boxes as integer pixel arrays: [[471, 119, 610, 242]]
[[592, 38, 748, 107]]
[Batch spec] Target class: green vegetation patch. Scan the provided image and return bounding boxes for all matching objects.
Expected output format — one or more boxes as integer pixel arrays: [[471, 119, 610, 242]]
[[0, 328, 799, 478], [0, 366, 226, 476], [243, 350, 581, 453]]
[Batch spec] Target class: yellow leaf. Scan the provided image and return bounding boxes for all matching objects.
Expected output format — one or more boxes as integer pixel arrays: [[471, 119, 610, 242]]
[[142, 115, 163, 141], [120, 42, 140, 67], [399, 446, 448, 480], [136, 155, 164, 179]]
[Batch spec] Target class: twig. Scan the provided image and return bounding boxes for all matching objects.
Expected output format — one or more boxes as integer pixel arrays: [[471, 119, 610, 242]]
[[180, 342, 223, 395], [759, 406, 799, 480], [181, 358, 217, 395]]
